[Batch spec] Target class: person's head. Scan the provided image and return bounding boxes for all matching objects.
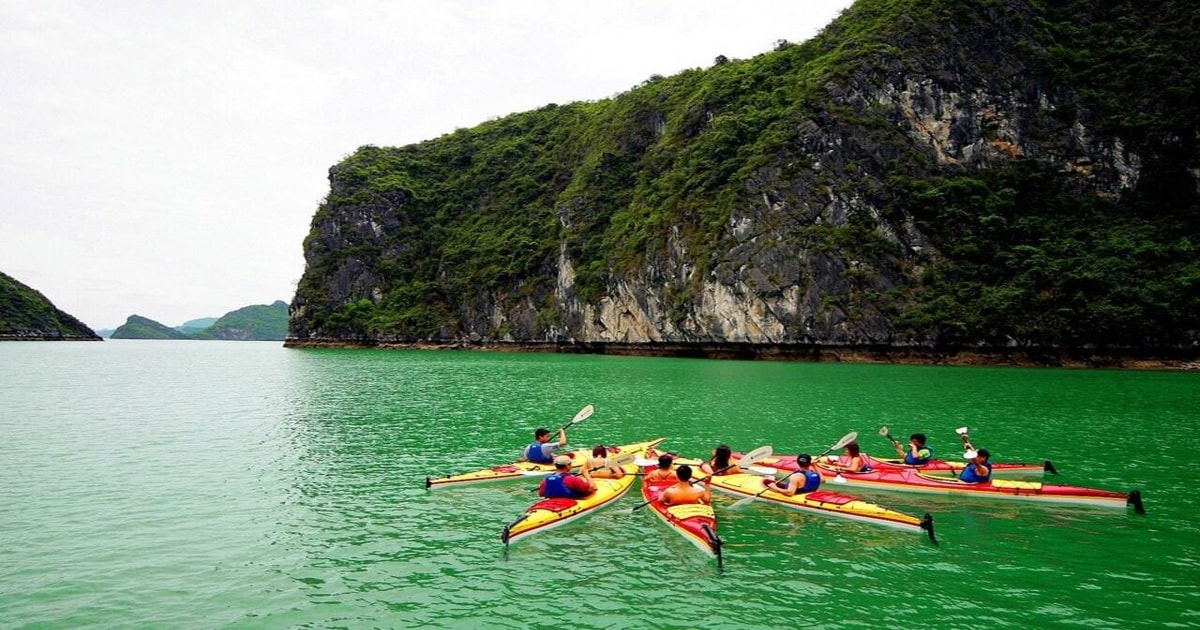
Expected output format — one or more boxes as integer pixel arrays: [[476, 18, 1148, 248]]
[[657, 454, 674, 470], [553, 454, 572, 470], [591, 445, 607, 458], [713, 444, 732, 466], [910, 433, 927, 446], [977, 448, 990, 461], [676, 464, 693, 482], [845, 442, 861, 456], [796, 454, 813, 469], [534, 428, 551, 442]]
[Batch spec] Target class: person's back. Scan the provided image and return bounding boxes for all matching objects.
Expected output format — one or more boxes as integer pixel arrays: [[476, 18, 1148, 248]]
[[643, 454, 677, 483], [659, 465, 711, 505], [539, 455, 595, 498]]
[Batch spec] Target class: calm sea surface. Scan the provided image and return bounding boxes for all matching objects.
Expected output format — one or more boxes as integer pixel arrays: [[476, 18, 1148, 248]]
[[2, 341, 1197, 629]]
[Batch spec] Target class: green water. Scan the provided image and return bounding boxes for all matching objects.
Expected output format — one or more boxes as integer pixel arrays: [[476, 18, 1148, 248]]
[[2, 341, 1197, 629]]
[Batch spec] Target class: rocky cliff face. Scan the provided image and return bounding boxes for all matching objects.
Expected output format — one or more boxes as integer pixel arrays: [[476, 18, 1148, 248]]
[[288, 0, 1200, 359]]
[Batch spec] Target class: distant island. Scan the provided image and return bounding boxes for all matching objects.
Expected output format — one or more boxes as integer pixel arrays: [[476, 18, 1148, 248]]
[[0, 271, 100, 341], [111, 301, 289, 341]]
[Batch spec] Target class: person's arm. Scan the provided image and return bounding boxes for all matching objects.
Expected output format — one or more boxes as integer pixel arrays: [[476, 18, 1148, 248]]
[[556, 429, 568, 447], [537, 479, 548, 497], [701, 477, 712, 504], [894, 442, 907, 458]]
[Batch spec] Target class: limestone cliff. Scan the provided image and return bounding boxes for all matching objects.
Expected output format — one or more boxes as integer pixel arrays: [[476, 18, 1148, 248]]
[[288, 0, 1200, 362]]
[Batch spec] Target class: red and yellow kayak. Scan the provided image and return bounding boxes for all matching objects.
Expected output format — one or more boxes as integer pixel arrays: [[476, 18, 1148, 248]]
[[638, 458, 722, 563], [500, 461, 640, 546], [737, 451, 1054, 477], [706, 473, 936, 540], [426, 438, 663, 488], [809, 459, 1145, 512]]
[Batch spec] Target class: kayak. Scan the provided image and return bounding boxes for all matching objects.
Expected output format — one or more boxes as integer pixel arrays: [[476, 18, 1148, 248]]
[[736, 451, 1055, 477], [809, 459, 1145, 512], [638, 459, 722, 564], [500, 461, 640, 546], [426, 438, 664, 488], [706, 473, 937, 541]]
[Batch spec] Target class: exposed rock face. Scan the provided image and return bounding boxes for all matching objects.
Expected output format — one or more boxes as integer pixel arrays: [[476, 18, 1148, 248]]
[[286, 0, 1200, 361]]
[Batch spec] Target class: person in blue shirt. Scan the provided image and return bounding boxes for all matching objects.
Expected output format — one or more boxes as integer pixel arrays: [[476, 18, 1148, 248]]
[[762, 454, 822, 496], [895, 433, 933, 465], [522, 427, 567, 464], [960, 448, 993, 483]]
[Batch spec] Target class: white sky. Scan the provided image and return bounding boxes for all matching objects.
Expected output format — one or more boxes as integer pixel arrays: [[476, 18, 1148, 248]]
[[1, 0, 854, 330]]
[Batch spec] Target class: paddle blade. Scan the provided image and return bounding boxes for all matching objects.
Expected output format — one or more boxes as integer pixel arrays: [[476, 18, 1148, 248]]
[[573, 405, 595, 424], [830, 431, 859, 452], [832, 474, 848, 484], [728, 494, 758, 510], [743, 465, 778, 476], [878, 426, 890, 436], [955, 426, 969, 435], [736, 445, 773, 467]]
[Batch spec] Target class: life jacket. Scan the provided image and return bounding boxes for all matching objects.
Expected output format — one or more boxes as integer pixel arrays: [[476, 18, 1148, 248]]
[[799, 470, 822, 493], [959, 461, 993, 483], [525, 442, 553, 464], [541, 473, 582, 498], [905, 445, 933, 466]]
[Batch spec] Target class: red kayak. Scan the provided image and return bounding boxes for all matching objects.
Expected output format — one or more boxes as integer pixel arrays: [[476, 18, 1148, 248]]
[[638, 459, 722, 564], [740, 451, 1057, 478], [799, 459, 1144, 511]]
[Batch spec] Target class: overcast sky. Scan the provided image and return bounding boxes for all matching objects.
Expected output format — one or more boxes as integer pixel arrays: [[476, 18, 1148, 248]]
[[1, 0, 854, 330]]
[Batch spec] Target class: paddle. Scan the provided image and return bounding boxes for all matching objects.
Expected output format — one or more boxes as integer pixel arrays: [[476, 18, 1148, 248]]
[[879, 425, 900, 446], [557, 404, 594, 435], [729, 431, 858, 509], [429, 405, 594, 489], [628, 445, 773, 513]]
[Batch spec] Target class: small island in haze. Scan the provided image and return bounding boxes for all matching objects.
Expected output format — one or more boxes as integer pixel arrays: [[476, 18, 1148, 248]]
[[111, 301, 289, 341]]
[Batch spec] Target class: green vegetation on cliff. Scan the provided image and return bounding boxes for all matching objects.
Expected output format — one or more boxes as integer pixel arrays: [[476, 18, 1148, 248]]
[[0, 271, 99, 340], [111, 315, 192, 340], [192, 301, 288, 341], [292, 0, 1199, 352]]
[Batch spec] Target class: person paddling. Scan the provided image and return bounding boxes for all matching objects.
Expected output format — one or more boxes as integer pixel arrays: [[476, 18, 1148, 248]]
[[538, 455, 596, 498], [959, 448, 993, 483], [761, 454, 822, 497], [659, 465, 711, 506], [522, 426, 567, 464], [895, 433, 933, 465]]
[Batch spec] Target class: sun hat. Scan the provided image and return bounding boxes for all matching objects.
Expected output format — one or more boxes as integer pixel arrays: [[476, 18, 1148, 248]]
[[554, 455, 572, 466]]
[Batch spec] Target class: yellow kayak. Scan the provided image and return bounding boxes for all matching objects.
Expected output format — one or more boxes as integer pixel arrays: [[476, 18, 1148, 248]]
[[501, 461, 640, 546], [425, 439, 663, 488], [708, 473, 937, 541]]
